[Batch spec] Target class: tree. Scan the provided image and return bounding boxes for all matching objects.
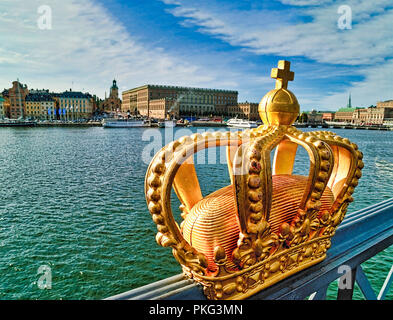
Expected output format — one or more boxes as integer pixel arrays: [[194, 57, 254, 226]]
[[299, 112, 308, 123]]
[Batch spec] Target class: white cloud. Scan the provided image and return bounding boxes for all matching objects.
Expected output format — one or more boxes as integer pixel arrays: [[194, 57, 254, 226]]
[[319, 59, 393, 108], [2, 0, 391, 110], [163, 0, 393, 109], [165, 0, 393, 65], [279, 0, 333, 6], [0, 0, 235, 98]]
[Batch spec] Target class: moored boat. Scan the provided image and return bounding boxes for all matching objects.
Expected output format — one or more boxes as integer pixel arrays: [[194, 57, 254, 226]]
[[226, 118, 258, 128], [102, 118, 150, 128]]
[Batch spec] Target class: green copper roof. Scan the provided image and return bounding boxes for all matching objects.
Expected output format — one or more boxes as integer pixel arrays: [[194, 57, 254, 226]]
[[337, 107, 355, 112]]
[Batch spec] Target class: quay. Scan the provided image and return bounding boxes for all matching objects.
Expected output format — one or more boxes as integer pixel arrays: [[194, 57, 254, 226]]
[[36, 121, 102, 127], [0, 120, 103, 128], [1, 119, 392, 130], [107, 198, 393, 300], [190, 121, 227, 127], [295, 123, 393, 131]]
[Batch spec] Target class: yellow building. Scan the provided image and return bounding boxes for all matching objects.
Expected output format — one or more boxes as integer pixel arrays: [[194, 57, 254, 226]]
[[122, 84, 238, 118], [148, 97, 179, 119], [227, 102, 259, 120], [334, 107, 356, 123], [25, 91, 55, 120], [55, 90, 94, 120]]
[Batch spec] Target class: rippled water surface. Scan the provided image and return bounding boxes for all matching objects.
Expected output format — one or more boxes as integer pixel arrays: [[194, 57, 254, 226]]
[[0, 127, 392, 299]]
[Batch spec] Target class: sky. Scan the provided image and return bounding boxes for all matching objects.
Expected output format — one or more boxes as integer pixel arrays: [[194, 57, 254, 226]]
[[0, 0, 392, 111]]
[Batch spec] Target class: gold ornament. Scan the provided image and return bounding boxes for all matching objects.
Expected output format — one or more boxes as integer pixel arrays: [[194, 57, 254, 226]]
[[145, 60, 364, 300]]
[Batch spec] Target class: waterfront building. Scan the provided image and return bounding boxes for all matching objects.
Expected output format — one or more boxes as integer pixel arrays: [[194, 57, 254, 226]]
[[102, 79, 122, 113], [122, 84, 238, 119], [334, 107, 356, 123], [334, 94, 356, 123], [380, 100, 393, 126], [227, 102, 259, 120], [352, 100, 393, 125], [226, 104, 241, 118], [305, 109, 323, 124], [2, 95, 10, 118], [322, 112, 335, 121], [0, 96, 5, 119], [54, 90, 94, 120], [377, 99, 393, 109], [148, 97, 179, 119], [3, 81, 29, 119], [2, 83, 97, 121], [333, 99, 393, 125], [384, 118, 393, 126], [25, 90, 56, 120]]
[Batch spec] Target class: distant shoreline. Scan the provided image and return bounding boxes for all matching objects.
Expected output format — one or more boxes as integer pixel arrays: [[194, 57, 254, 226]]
[[36, 122, 102, 127], [0, 122, 393, 131]]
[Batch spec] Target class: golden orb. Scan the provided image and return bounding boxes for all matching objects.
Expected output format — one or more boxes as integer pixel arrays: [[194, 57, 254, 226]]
[[259, 60, 300, 126], [259, 88, 300, 125]]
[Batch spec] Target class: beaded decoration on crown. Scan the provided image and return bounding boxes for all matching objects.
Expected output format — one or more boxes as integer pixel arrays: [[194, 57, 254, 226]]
[[145, 60, 364, 300]]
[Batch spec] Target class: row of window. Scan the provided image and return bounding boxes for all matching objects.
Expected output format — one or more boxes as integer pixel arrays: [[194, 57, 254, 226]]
[[134, 95, 234, 104], [26, 105, 53, 110], [26, 101, 52, 104], [60, 99, 87, 107], [180, 105, 215, 112], [26, 109, 88, 114]]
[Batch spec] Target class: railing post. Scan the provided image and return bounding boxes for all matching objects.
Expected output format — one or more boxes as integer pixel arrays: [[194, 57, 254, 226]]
[[355, 266, 377, 300], [337, 267, 357, 300]]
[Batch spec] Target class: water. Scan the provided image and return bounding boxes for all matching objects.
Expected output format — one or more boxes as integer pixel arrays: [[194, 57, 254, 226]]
[[0, 126, 392, 300]]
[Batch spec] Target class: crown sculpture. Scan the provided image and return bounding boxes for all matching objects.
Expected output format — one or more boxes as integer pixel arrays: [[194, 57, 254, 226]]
[[145, 60, 364, 300]]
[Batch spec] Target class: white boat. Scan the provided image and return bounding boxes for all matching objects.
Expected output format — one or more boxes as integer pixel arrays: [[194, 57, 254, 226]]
[[102, 118, 150, 128], [325, 121, 350, 126], [158, 119, 177, 128], [226, 118, 258, 128]]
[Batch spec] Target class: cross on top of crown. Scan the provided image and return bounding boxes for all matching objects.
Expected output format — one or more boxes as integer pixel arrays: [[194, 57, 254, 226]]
[[271, 60, 294, 89]]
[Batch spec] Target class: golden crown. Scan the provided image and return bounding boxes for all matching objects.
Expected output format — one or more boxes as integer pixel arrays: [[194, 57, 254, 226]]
[[145, 60, 364, 300]]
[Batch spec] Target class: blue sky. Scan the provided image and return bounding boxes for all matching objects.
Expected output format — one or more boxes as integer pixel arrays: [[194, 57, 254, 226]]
[[0, 0, 392, 111]]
